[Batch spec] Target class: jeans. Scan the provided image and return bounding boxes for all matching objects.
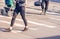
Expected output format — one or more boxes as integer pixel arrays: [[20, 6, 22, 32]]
[[41, 0, 49, 12]]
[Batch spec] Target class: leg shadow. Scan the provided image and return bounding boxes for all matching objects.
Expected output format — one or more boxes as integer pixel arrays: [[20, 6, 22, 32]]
[[36, 35, 60, 39]]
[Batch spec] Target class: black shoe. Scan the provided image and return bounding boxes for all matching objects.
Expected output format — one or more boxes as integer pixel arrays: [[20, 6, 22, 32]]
[[22, 26, 28, 31]]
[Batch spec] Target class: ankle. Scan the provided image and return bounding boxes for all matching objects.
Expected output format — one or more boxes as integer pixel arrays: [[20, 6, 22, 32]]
[[25, 26, 28, 28], [10, 27, 13, 30]]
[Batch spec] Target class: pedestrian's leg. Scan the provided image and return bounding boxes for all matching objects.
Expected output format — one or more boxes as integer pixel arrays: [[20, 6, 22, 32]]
[[10, 12, 18, 27], [44, 1, 49, 15], [5, 10, 18, 32], [20, 7, 28, 31], [40, 0, 44, 15], [41, 1, 44, 11]]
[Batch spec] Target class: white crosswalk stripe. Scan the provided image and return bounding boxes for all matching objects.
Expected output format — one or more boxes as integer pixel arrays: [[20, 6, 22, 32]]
[[0, 20, 38, 31], [0, 15, 56, 28], [0, 16, 56, 28], [48, 17, 60, 21]]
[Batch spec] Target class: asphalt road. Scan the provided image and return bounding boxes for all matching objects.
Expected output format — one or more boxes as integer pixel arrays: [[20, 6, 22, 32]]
[[0, 0, 60, 39]]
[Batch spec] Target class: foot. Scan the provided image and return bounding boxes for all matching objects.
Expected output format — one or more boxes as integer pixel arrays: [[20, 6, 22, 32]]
[[4, 28, 12, 32], [41, 11, 46, 15], [22, 26, 28, 31], [43, 11, 46, 15], [43, 10, 46, 15], [40, 11, 43, 15]]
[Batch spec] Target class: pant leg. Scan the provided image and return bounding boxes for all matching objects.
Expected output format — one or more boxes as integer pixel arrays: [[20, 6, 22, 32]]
[[10, 8, 19, 27], [45, 0, 49, 12], [41, 0, 45, 11], [20, 6, 27, 26]]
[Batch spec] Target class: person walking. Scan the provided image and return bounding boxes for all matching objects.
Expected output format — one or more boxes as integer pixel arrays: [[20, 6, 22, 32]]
[[5, 0, 28, 32], [40, 0, 49, 15], [5, 0, 14, 16]]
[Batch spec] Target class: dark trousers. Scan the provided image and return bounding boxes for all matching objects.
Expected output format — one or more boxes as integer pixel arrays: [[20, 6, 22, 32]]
[[41, 0, 49, 12], [10, 6, 27, 27]]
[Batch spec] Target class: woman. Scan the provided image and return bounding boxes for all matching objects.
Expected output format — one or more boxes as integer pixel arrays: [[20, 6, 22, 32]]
[[5, 0, 28, 32]]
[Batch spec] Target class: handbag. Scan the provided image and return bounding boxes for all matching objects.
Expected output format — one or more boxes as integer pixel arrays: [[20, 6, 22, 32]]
[[34, 0, 42, 6]]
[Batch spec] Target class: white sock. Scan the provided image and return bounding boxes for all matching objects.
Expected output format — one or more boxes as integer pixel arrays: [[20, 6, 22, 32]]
[[10, 27, 13, 30], [26, 26, 28, 28]]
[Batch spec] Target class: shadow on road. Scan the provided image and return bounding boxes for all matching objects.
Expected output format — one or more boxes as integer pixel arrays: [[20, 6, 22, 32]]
[[0, 27, 9, 32], [36, 35, 60, 39]]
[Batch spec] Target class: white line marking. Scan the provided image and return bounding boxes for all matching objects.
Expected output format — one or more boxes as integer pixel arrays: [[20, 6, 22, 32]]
[[0, 15, 56, 28], [11, 30, 22, 33], [49, 17, 60, 21], [27, 21, 56, 28], [47, 12, 58, 14], [0, 20, 38, 31], [47, 11, 60, 15]]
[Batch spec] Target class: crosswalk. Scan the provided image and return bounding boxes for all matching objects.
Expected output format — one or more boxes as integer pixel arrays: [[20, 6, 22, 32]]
[[0, 8, 60, 39], [0, 15, 58, 28], [0, 0, 60, 39], [0, 9, 60, 35], [0, 11, 60, 33]]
